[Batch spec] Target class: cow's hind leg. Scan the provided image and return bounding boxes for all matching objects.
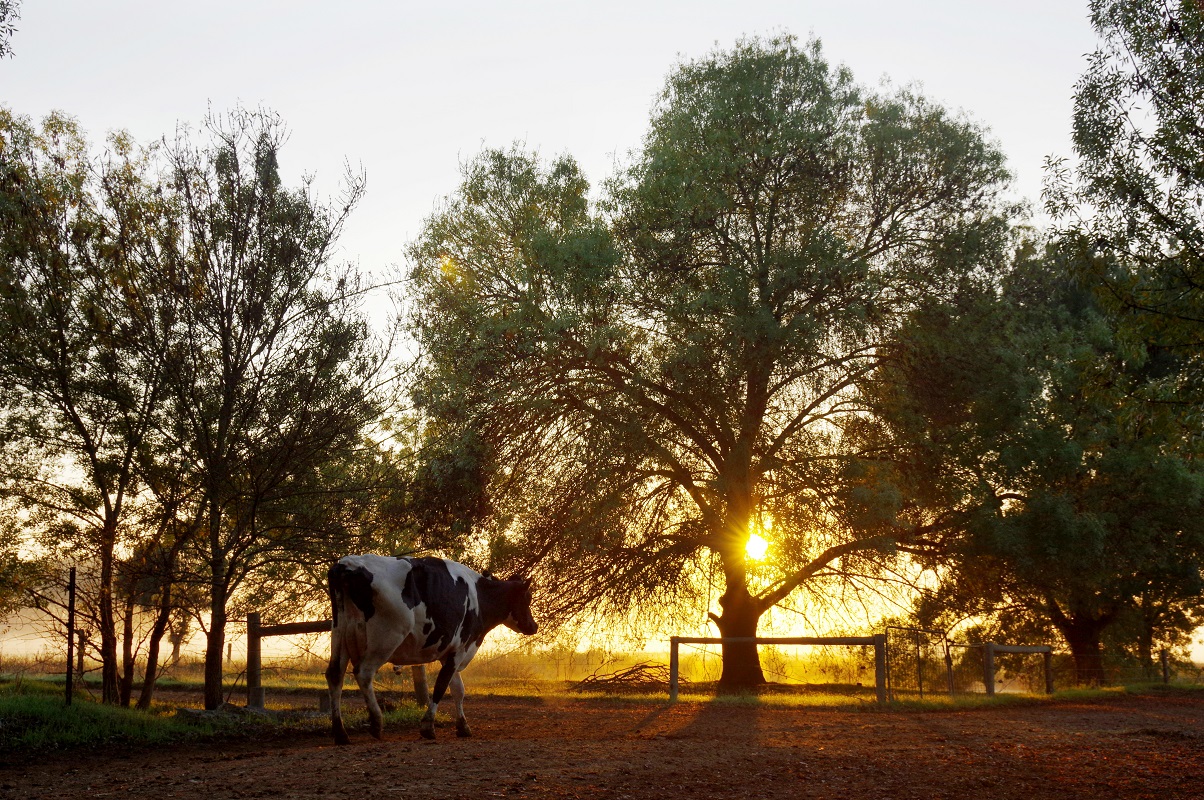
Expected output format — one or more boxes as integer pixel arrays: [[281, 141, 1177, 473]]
[[353, 657, 387, 740], [450, 673, 471, 738], [326, 632, 351, 745], [420, 657, 457, 740]]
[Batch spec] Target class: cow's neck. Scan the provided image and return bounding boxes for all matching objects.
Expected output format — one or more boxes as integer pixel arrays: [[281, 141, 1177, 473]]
[[475, 579, 518, 632]]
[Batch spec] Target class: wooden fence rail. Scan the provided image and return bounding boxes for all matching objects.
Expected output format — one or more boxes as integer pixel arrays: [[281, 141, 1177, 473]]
[[244, 613, 430, 709], [983, 643, 1054, 696], [668, 635, 887, 704]]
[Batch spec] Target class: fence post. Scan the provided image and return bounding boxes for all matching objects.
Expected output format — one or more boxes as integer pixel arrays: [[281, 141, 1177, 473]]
[[983, 643, 996, 697], [915, 632, 924, 700], [669, 637, 680, 702], [65, 567, 76, 707], [247, 612, 264, 709], [1044, 649, 1054, 694], [944, 639, 955, 696], [412, 664, 430, 706], [1160, 650, 1170, 684], [873, 633, 887, 704]]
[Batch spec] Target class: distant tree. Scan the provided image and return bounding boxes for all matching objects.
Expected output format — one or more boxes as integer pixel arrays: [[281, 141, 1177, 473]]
[[858, 245, 1204, 684], [410, 36, 1012, 686], [157, 108, 389, 709]]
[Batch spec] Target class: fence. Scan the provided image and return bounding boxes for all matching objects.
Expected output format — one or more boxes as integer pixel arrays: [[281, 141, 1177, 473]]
[[982, 643, 1053, 696], [243, 613, 431, 709], [668, 635, 887, 703], [884, 626, 952, 700]]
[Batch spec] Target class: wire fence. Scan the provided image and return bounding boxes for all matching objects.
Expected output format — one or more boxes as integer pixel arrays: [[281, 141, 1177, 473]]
[[885, 626, 952, 699]]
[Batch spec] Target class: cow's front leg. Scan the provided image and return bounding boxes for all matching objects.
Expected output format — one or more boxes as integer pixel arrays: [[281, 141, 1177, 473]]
[[420, 657, 457, 740], [450, 672, 470, 738], [353, 659, 386, 739]]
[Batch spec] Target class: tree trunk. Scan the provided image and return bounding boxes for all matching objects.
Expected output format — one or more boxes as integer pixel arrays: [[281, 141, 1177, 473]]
[[714, 586, 766, 689], [119, 592, 135, 707], [203, 576, 228, 710], [1058, 618, 1107, 686], [98, 523, 120, 704], [1137, 592, 1157, 679], [136, 582, 174, 710]]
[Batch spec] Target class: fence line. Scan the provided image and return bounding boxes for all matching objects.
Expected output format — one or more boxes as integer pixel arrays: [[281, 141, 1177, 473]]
[[244, 613, 430, 709], [983, 643, 1054, 696], [668, 635, 887, 704]]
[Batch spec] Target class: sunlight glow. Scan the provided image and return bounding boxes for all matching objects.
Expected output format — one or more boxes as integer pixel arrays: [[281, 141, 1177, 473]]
[[745, 532, 770, 561]]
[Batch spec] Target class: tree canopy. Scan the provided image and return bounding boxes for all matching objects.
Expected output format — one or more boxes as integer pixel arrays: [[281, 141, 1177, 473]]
[[409, 35, 1013, 685]]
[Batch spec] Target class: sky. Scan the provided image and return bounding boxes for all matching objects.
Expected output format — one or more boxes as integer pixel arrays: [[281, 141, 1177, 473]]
[[2, 0, 1100, 290]]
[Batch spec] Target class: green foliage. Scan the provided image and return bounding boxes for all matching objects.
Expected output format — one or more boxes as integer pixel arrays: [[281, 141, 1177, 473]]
[[0, 683, 217, 752], [1046, 0, 1204, 414], [0, 105, 393, 707], [0, 0, 17, 59], [409, 34, 1013, 665], [859, 241, 1204, 682]]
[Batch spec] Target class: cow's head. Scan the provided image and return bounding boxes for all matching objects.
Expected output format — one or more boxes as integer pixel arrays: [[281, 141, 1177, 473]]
[[503, 576, 538, 636]]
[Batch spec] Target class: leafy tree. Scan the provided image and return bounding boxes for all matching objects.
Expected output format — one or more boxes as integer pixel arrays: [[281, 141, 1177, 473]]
[[1046, 0, 1204, 408], [410, 36, 1011, 686], [157, 108, 388, 709], [0, 110, 177, 703], [0, 0, 18, 59], [859, 246, 1204, 684]]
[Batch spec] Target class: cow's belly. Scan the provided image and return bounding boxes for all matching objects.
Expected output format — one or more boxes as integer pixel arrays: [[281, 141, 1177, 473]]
[[386, 634, 441, 666]]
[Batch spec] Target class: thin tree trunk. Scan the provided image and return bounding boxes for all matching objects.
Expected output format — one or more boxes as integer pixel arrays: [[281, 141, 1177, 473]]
[[204, 575, 228, 710], [136, 583, 174, 710], [98, 523, 120, 703], [119, 592, 135, 707]]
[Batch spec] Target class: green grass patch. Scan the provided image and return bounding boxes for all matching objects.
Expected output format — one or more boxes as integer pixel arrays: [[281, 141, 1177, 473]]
[[0, 677, 426, 755], [0, 690, 219, 752]]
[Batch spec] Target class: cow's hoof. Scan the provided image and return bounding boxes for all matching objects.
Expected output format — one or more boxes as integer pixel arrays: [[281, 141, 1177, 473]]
[[419, 724, 436, 741], [456, 719, 472, 738], [369, 719, 383, 740], [332, 723, 351, 746]]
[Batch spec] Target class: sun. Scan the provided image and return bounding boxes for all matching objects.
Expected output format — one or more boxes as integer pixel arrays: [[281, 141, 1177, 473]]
[[745, 533, 770, 561]]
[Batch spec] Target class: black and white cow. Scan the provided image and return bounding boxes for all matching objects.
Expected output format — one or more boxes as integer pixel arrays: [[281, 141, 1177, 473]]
[[325, 554, 537, 743]]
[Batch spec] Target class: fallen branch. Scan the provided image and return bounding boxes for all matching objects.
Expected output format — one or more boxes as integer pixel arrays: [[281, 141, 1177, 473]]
[[570, 661, 684, 693]]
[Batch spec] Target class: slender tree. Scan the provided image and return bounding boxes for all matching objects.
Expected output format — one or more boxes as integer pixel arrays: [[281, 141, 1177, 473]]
[[0, 110, 176, 702], [159, 108, 387, 709]]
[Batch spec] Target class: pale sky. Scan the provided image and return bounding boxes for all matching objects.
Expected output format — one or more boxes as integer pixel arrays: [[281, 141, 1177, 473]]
[[3, 0, 1099, 287]]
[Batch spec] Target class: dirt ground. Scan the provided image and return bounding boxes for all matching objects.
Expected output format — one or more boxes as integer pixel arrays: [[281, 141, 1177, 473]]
[[3, 692, 1203, 800]]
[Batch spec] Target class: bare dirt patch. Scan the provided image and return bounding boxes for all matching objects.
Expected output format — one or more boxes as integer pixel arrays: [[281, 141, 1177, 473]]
[[3, 692, 1202, 799]]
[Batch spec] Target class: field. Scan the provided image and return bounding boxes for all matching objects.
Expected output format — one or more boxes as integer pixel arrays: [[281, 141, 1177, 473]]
[[3, 684, 1203, 800]]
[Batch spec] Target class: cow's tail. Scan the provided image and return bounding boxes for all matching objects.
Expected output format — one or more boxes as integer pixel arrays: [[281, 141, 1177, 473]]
[[328, 561, 376, 629]]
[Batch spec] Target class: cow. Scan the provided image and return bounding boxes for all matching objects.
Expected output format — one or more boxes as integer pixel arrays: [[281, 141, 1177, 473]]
[[325, 554, 538, 743]]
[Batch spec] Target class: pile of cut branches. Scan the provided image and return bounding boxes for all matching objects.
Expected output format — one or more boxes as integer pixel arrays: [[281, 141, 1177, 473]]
[[570, 661, 683, 693]]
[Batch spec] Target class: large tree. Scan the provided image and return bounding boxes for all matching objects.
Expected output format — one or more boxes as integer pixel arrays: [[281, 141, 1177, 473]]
[[857, 245, 1204, 684], [410, 36, 1011, 686]]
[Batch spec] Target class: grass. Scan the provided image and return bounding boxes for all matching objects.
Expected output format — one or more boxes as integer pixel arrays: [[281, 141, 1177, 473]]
[[0, 676, 424, 756], [0, 682, 219, 752]]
